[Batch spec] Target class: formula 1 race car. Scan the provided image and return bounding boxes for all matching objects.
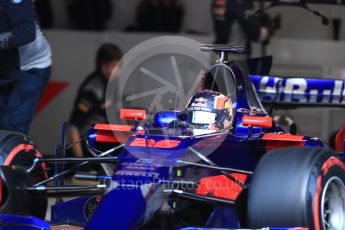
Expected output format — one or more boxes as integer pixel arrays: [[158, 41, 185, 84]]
[[0, 44, 345, 230]]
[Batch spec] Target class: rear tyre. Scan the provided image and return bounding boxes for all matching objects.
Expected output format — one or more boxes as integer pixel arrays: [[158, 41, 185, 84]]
[[0, 130, 48, 218], [247, 147, 345, 230]]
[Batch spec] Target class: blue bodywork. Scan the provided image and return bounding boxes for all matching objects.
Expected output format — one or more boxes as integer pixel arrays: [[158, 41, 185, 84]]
[[49, 61, 331, 229], [2, 58, 344, 229]]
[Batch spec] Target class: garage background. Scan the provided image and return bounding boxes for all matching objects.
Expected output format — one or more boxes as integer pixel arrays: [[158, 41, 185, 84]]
[[29, 1, 345, 153]]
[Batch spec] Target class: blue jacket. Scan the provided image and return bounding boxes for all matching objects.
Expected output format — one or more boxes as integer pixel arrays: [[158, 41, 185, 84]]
[[0, 0, 51, 74]]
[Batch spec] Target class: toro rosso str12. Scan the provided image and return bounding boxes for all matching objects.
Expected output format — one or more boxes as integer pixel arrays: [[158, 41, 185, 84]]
[[0, 44, 345, 230]]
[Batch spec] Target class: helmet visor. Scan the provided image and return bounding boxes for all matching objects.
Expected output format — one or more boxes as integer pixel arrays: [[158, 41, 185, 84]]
[[189, 111, 217, 125]]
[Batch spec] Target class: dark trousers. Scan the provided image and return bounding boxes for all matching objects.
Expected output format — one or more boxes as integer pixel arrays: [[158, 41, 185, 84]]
[[214, 13, 261, 44], [0, 67, 51, 135]]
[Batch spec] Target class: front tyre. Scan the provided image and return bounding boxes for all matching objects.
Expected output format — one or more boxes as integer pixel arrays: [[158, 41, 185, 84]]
[[0, 130, 48, 219], [247, 147, 345, 230]]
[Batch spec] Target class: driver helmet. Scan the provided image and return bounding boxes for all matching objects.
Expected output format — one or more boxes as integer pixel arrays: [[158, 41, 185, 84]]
[[186, 90, 233, 131]]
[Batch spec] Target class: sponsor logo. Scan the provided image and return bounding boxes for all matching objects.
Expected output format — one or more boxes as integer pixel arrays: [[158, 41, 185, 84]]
[[191, 97, 208, 107], [194, 97, 208, 103], [191, 102, 207, 107], [237, 107, 263, 116], [251, 76, 345, 105], [130, 138, 181, 148]]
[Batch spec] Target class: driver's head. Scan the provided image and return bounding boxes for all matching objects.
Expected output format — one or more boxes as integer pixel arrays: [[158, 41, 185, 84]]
[[186, 90, 233, 131], [96, 43, 123, 80]]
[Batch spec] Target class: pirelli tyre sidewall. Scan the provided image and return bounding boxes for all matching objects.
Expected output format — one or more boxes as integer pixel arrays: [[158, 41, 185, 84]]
[[247, 147, 345, 230], [0, 130, 47, 217], [315, 157, 345, 230]]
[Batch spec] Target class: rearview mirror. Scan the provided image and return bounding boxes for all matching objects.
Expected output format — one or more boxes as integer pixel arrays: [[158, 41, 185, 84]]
[[120, 109, 147, 121], [242, 116, 273, 129]]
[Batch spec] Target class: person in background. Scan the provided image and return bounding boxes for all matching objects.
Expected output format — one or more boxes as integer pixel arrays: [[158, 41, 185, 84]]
[[65, 0, 113, 31], [127, 0, 184, 33], [34, 0, 54, 29], [0, 0, 52, 135], [69, 44, 122, 157], [212, 0, 272, 53]]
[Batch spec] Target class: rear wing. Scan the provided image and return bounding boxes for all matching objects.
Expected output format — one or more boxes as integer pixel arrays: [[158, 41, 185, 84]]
[[250, 75, 345, 107]]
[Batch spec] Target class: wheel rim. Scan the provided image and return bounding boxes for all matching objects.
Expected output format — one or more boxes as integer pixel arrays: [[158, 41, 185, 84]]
[[321, 176, 345, 230]]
